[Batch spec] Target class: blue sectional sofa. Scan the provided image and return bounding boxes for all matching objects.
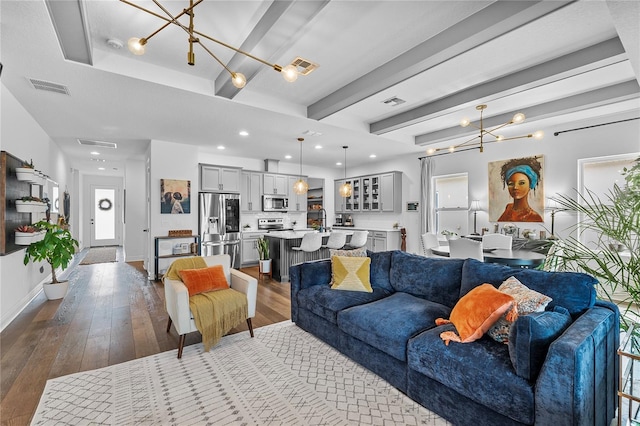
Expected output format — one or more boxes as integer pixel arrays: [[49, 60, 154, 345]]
[[289, 250, 619, 426]]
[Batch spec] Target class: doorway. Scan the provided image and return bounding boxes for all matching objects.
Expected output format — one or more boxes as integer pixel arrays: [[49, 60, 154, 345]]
[[90, 185, 121, 247]]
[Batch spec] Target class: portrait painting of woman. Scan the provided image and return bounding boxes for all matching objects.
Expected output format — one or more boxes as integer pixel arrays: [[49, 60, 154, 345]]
[[488, 156, 544, 223]]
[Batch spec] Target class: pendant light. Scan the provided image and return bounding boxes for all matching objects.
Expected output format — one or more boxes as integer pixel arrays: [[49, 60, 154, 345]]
[[293, 137, 309, 195], [339, 146, 352, 197]]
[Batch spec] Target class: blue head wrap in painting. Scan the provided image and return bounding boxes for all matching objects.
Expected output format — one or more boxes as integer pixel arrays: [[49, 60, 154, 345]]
[[505, 165, 538, 189]]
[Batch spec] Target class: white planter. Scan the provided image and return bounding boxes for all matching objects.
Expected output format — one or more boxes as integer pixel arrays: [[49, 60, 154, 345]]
[[259, 259, 272, 274], [15, 167, 35, 182], [43, 280, 69, 300], [15, 200, 47, 213], [15, 231, 35, 245]]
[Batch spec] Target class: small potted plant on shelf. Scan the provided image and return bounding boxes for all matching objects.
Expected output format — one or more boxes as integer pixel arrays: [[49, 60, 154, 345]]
[[15, 159, 35, 181], [15, 196, 47, 213], [23, 220, 79, 300], [257, 236, 271, 275], [15, 225, 38, 245]]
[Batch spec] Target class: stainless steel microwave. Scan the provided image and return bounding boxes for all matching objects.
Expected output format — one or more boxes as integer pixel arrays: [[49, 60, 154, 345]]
[[263, 195, 288, 212]]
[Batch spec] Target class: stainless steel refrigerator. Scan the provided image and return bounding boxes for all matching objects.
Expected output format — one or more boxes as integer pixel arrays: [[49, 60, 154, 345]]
[[199, 192, 241, 268]]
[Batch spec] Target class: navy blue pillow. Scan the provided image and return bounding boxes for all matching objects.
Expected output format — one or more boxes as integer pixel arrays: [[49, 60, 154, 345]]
[[508, 307, 572, 381], [367, 250, 394, 292]]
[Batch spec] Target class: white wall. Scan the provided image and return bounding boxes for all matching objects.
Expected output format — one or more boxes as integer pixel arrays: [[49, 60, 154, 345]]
[[0, 84, 73, 330], [124, 159, 146, 261]]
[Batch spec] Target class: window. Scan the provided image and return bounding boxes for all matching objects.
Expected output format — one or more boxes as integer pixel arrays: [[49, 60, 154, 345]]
[[434, 173, 469, 236]]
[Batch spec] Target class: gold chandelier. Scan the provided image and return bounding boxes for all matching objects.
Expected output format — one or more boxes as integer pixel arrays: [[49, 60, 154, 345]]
[[120, 0, 309, 89], [339, 146, 352, 198], [292, 137, 309, 195], [425, 104, 544, 156]]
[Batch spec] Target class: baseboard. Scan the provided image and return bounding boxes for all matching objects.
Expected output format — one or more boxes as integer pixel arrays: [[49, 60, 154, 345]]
[[0, 285, 42, 332]]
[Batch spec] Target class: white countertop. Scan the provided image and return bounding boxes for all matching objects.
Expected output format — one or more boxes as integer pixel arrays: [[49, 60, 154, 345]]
[[265, 229, 354, 240], [332, 226, 401, 232]]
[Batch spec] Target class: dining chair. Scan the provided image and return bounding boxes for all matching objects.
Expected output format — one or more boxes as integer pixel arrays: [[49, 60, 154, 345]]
[[421, 233, 440, 257], [343, 230, 369, 249], [449, 238, 483, 261], [482, 233, 512, 249], [321, 231, 347, 250], [291, 232, 323, 261]]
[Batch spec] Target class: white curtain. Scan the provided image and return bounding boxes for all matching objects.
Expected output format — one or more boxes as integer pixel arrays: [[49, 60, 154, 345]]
[[420, 157, 434, 234]]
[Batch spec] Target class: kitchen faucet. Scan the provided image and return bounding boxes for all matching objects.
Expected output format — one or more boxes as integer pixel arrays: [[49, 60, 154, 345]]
[[319, 208, 327, 232]]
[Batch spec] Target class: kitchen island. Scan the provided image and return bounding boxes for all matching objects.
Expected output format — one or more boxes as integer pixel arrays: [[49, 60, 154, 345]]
[[265, 230, 354, 282]]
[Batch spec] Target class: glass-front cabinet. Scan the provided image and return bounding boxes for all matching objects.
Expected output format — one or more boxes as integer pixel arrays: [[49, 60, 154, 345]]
[[344, 178, 361, 212], [362, 175, 380, 212]]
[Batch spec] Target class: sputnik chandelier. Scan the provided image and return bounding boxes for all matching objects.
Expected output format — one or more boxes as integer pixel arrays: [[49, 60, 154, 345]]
[[425, 104, 544, 156], [120, 0, 312, 89]]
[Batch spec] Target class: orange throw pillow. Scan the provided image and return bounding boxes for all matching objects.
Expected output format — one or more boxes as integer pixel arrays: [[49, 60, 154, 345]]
[[178, 265, 229, 297], [436, 284, 518, 345]]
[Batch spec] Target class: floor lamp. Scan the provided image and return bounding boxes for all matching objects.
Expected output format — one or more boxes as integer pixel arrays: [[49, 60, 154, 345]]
[[470, 200, 481, 235]]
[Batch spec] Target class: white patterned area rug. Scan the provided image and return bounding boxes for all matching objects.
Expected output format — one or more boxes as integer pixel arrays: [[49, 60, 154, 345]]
[[32, 321, 449, 425]]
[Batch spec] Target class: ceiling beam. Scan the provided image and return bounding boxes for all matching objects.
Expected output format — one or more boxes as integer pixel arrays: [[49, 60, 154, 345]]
[[371, 37, 627, 134], [414, 80, 640, 146], [307, 0, 575, 121], [215, 0, 329, 99]]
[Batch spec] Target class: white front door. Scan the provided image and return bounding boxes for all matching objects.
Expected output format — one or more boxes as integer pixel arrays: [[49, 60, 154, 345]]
[[90, 185, 121, 247]]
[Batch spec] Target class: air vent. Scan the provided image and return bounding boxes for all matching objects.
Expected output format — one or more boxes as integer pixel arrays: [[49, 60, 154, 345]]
[[77, 139, 118, 149], [290, 57, 319, 76], [28, 78, 70, 95], [382, 96, 406, 107]]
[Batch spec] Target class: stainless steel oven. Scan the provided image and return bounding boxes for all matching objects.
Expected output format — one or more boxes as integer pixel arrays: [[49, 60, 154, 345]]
[[262, 195, 288, 212]]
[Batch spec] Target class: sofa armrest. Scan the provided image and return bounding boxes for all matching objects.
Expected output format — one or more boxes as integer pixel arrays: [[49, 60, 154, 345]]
[[289, 260, 331, 322], [230, 269, 257, 318], [535, 304, 619, 426], [164, 277, 195, 335]]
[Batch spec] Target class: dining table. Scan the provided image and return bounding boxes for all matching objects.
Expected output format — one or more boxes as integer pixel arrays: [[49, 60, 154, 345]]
[[430, 246, 547, 269]]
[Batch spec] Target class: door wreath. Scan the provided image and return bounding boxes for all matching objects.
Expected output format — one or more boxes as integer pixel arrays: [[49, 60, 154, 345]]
[[98, 198, 112, 211]]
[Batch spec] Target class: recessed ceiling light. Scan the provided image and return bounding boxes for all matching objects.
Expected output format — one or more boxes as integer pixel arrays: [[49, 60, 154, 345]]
[[315, 145, 322, 149], [285, 155, 292, 159], [369, 154, 377, 158], [217, 145, 225, 150], [239, 130, 249, 137], [106, 38, 123, 49], [98, 167, 105, 171], [336, 162, 342, 166], [90, 151, 100, 155]]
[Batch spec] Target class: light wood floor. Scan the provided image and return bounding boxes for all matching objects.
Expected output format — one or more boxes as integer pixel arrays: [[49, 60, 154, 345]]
[[0, 249, 291, 426]]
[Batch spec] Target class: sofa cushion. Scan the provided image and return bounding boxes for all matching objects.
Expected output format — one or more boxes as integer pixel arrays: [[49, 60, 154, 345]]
[[438, 284, 517, 344], [298, 259, 332, 290], [408, 327, 535, 424], [330, 256, 372, 292], [338, 292, 451, 362], [460, 259, 596, 316], [297, 285, 391, 325], [487, 276, 552, 343], [509, 308, 573, 381], [367, 250, 394, 292], [389, 251, 464, 308]]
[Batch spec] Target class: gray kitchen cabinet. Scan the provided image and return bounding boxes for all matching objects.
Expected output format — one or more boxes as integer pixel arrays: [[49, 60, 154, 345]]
[[287, 176, 308, 212], [263, 173, 288, 195], [200, 164, 241, 192], [241, 171, 263, 212], [241, 232, 265, 266], [380, 172, 401, 212]]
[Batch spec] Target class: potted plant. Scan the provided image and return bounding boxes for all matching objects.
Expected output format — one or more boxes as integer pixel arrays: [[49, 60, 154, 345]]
[[15, 196, 47, 213], [441, 230, 459, 241], [23, 220, 79, 300], [15, 225, 38, 245], [257, 236, 271, 275], [549, 157, 639, 328], [15, 159, 35, 181]]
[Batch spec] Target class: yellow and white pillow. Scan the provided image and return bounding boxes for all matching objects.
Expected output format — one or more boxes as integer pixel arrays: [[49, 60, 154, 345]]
[[330, 255, 372, 293]]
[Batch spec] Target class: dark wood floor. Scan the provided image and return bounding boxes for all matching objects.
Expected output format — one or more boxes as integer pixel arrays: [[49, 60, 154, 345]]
[[0, 250, 291, 426]]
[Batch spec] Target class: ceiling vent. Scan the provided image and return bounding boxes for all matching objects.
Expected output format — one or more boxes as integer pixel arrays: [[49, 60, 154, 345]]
[[290, 57, 319, 76], [77, 139, 118, 149], [28, 78, 70, 95], [382, 96, 406, 107]]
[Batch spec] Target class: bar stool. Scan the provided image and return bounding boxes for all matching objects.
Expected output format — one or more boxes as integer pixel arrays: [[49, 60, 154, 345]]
[[321, 232, 347, 250], [343, 230, 368, 249], [291, 233, 322, 262]]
